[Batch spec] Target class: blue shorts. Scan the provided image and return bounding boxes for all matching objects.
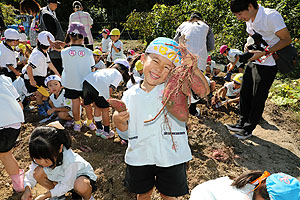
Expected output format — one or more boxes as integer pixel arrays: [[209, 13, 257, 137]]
[[124, 163, 189, 197]]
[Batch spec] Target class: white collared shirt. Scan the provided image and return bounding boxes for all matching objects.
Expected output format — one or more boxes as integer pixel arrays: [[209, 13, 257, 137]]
[[24, 47, 50, 78], [0, 75, 24, 128], [225, 81, 241, 97], [24, 147, 97, 198], [227, 49, 243, 67], [61, 46, 95, 91], [84, 68, 122, 99], [0, 42, 17, 71], [190, 176, 255, 200], [246, 5, 286, 66], [175, 21, 209, 71], [122, 83, 192, 167]]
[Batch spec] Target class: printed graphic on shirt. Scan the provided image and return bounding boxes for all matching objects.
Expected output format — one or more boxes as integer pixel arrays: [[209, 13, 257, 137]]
[[69, 50, 76, 56]]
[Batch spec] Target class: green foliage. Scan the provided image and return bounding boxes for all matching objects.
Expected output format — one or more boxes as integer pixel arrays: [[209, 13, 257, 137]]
[[124, 0, 300, 77], [0, 3, 19, 26], [269, 79, 300, 111]]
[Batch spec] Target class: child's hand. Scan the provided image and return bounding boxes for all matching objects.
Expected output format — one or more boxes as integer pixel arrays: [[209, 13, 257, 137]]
[[113, 110, 129, 132], [21, 187, 33, 200], [227, 63, 234, 71], [47, 108, 55, 115], [30, 79, 37, 87]]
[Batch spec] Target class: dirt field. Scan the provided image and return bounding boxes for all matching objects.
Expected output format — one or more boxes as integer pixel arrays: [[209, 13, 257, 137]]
[[1, 41, 299, 199]]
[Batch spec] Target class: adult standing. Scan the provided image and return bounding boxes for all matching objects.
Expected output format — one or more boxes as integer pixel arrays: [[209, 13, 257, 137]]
[[174, 11, 214, 71], [39, 0, 65, 74], [225, 0, 292, 139], [174, 12, 215, 117], [69, 1, 94, 50], [20, 0, 41, 47]]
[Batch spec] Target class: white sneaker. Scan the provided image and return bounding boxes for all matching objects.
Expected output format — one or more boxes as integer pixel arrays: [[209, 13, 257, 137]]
[[100, 130, 115, 139]]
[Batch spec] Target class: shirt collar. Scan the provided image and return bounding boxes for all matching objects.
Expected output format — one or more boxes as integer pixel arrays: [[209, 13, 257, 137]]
[[252, 4, 263, 24], [37, 47, 48, 57], [3, 42, 14, 52]]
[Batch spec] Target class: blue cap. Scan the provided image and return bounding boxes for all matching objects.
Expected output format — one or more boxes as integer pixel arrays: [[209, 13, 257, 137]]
[[145, 37, 181, 67], [266, 173, 300, 200]]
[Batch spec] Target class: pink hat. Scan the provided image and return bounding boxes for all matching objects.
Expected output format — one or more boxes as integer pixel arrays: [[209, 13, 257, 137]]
[[219, 45, 228, 54], [128, 49, 135, 56], [67, 22, 87, 37], [207, 55, 211, 62], [102, 29, 110, 35]]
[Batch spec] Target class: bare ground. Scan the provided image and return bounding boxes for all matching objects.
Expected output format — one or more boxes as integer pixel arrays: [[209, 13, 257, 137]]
[[1, 40, 299, 199]]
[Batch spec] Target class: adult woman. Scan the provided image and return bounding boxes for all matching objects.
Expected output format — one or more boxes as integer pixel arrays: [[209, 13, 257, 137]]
[[20, 0, 41, 47], [69, 1, 94, 50]]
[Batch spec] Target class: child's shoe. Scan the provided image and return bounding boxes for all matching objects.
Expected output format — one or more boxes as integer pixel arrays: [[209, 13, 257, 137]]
[[10, 169, 24, 192], [74, 124, 82, 132], [84, 121, 97, 131], [38, 104, 48, 117], [95, 129, 104, 137], [100, 130, 115, 139]]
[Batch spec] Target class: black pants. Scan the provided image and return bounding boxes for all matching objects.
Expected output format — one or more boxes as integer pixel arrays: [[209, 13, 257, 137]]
[[239, 63, 277, 132]]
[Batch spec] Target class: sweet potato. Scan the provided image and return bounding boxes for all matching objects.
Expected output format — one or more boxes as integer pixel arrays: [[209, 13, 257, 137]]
[[107, 98, 127, 112], [163, 90, 189, 121], [190, 73, 208, 98]]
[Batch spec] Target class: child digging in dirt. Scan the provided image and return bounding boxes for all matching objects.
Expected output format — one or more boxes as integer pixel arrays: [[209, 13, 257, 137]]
[[113, 37, 192, 200], [212, 73, 243, 108], [21, 126, 97, 200], [83, 58, 130, 139], [0, 74, 25, 193], [61, 22, 96, 132], [190, 170, 300, 200], [23, 31, 60, 117]]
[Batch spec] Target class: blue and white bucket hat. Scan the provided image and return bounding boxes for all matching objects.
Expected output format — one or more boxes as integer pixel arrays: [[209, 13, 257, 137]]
[[145, 37, 182, 67], [266, 173, 300, 200]]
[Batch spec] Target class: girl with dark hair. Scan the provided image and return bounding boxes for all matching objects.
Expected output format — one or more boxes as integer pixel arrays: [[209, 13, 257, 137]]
[[83, 59, 130, 139], [190, 170, 300, 200], [21, 126, 97, 200]]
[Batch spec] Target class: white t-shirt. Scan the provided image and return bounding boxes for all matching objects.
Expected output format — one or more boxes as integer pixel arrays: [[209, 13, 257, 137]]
[[126, 76, 143, 89], [175, 21, 209, 71], [0, 42, 17, 72], [61, 45, 95, 91], [227, 49, 243, 67], [0, 75, 24, 128], [122, 83, 192, 167], [24, 147, 97, 198], [25, 47, 50, 77], [13, 77, 31, 102], [225, 82, 240, 97], [84, 68, 123, 99], [189, 176, 255, 200], [49, 89, 73, 117], [94, 60, 106, 70], [107, 40, 125, 62], [246, 5, 286, 66], [101, 37, 111, 53]]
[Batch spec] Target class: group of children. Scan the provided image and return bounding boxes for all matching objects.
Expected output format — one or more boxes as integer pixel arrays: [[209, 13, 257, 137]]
[[0, 21, 299, 200]]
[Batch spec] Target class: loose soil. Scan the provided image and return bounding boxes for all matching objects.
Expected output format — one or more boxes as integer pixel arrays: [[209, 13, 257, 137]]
[[1, 41, 299, 200]]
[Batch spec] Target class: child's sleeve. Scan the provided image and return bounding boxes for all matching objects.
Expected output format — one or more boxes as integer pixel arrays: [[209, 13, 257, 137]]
[[111, 73, 123, 89], [24, 162, 38, 189], [28, 53, 40, 70], [50, 162, 84, 197]]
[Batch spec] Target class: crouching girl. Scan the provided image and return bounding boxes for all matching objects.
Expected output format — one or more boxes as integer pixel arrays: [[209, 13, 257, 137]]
[[21, 126, 97, 200]]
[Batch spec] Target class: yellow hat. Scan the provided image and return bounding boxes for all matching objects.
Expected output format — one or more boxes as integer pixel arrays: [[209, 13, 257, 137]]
[[110, 28, 120, 36], [93, 49, 102, 56], [135, 60, 143, 71], [233, 73, 243, 84]]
